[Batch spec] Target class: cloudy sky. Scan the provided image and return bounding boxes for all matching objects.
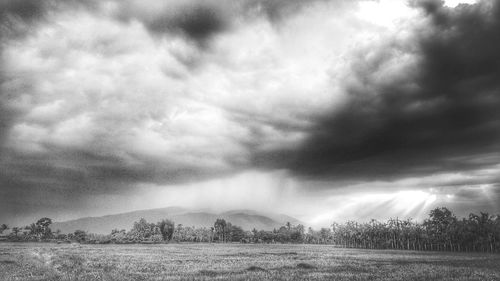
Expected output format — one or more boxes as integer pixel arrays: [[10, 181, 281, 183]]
[[1, 0, 499, 227]]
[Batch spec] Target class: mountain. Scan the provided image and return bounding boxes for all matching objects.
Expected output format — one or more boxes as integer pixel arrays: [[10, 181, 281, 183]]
[[220, 210, 302, 226], [51, 207, 303, 234]]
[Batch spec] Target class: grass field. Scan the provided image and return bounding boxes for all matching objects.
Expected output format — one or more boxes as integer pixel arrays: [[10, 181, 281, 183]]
[[1, 242, 499, 280]]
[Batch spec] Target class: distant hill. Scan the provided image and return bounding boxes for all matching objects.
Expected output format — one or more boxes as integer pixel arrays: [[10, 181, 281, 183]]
[[51, 207, 303, 234]]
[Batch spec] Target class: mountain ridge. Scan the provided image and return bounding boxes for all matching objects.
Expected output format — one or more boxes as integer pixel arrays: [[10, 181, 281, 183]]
[[52, 207, 303, 234]]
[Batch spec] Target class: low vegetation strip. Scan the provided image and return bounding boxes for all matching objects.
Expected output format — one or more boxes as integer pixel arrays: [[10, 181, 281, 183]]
[[1, 207, 500, 253]]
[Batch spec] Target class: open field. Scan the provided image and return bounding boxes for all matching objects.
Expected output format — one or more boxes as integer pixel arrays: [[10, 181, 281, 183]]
[[1, 243, 499, 281]]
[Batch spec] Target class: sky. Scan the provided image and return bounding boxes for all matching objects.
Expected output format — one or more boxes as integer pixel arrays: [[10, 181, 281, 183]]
[[1, 0, 499, 228]]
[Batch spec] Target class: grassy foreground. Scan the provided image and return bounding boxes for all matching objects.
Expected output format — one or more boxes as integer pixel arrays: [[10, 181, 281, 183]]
[[1, 242, 499, 281]]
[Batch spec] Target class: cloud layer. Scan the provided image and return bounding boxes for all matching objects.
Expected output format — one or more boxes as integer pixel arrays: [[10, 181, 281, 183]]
[[1, 0, 499, 224], [259, 0, 500, 181]]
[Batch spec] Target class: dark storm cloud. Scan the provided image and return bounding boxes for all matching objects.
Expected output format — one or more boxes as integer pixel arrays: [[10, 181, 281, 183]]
[[0, 57, 17, 150], [0, 142, 238, 224], [0, 101, 14, 151], [0, 0, 222, 46], [156, 5, 226, 45], [0, 0, 97, 38], [0, 0, 47, 22], [112, 0, 358, 47], [0, 144, 233, 189], [1, 0, 359, 49], [0, 0, 45, 140], [113, 1, 229, 47], [240, 0, 341, 22], [0, 0, 98, 20], [255, 0, 500, 181]]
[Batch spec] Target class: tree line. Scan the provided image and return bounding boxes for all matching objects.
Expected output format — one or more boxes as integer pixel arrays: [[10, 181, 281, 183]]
[[324, 207, 500, 253], [1, 207, 499, 252]]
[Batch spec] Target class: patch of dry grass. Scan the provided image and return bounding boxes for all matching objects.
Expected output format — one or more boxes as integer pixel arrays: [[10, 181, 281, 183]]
[[0, 242, 499, 280]]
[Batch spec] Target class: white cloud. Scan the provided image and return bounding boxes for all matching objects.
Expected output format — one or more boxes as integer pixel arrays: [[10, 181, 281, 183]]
[[2, 0, 382, 178]]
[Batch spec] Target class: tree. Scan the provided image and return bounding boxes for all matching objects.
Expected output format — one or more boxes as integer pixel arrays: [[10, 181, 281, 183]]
[[173, 224, 184, 242], [110, 229, 127, 243], [73, 230, 87, 243], [36, 217, 53, 239], [130, 218, 159, 241], [11, 227, 20, 237], [26, 223, 38, 237], [54, 229, 66, 240], [424, 207, 456, 251], [157, 219, 175, 241], [0, 224, 8, 234], [224, 222, 233, 242], [214, 219, 227, 242], [319, 228, 331, 244], [251, 228, 258, 242], [229, 225, 245, 242]]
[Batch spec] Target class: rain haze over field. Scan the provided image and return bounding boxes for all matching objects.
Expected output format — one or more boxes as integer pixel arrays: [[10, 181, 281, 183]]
[[1, 0, 499, 227]]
